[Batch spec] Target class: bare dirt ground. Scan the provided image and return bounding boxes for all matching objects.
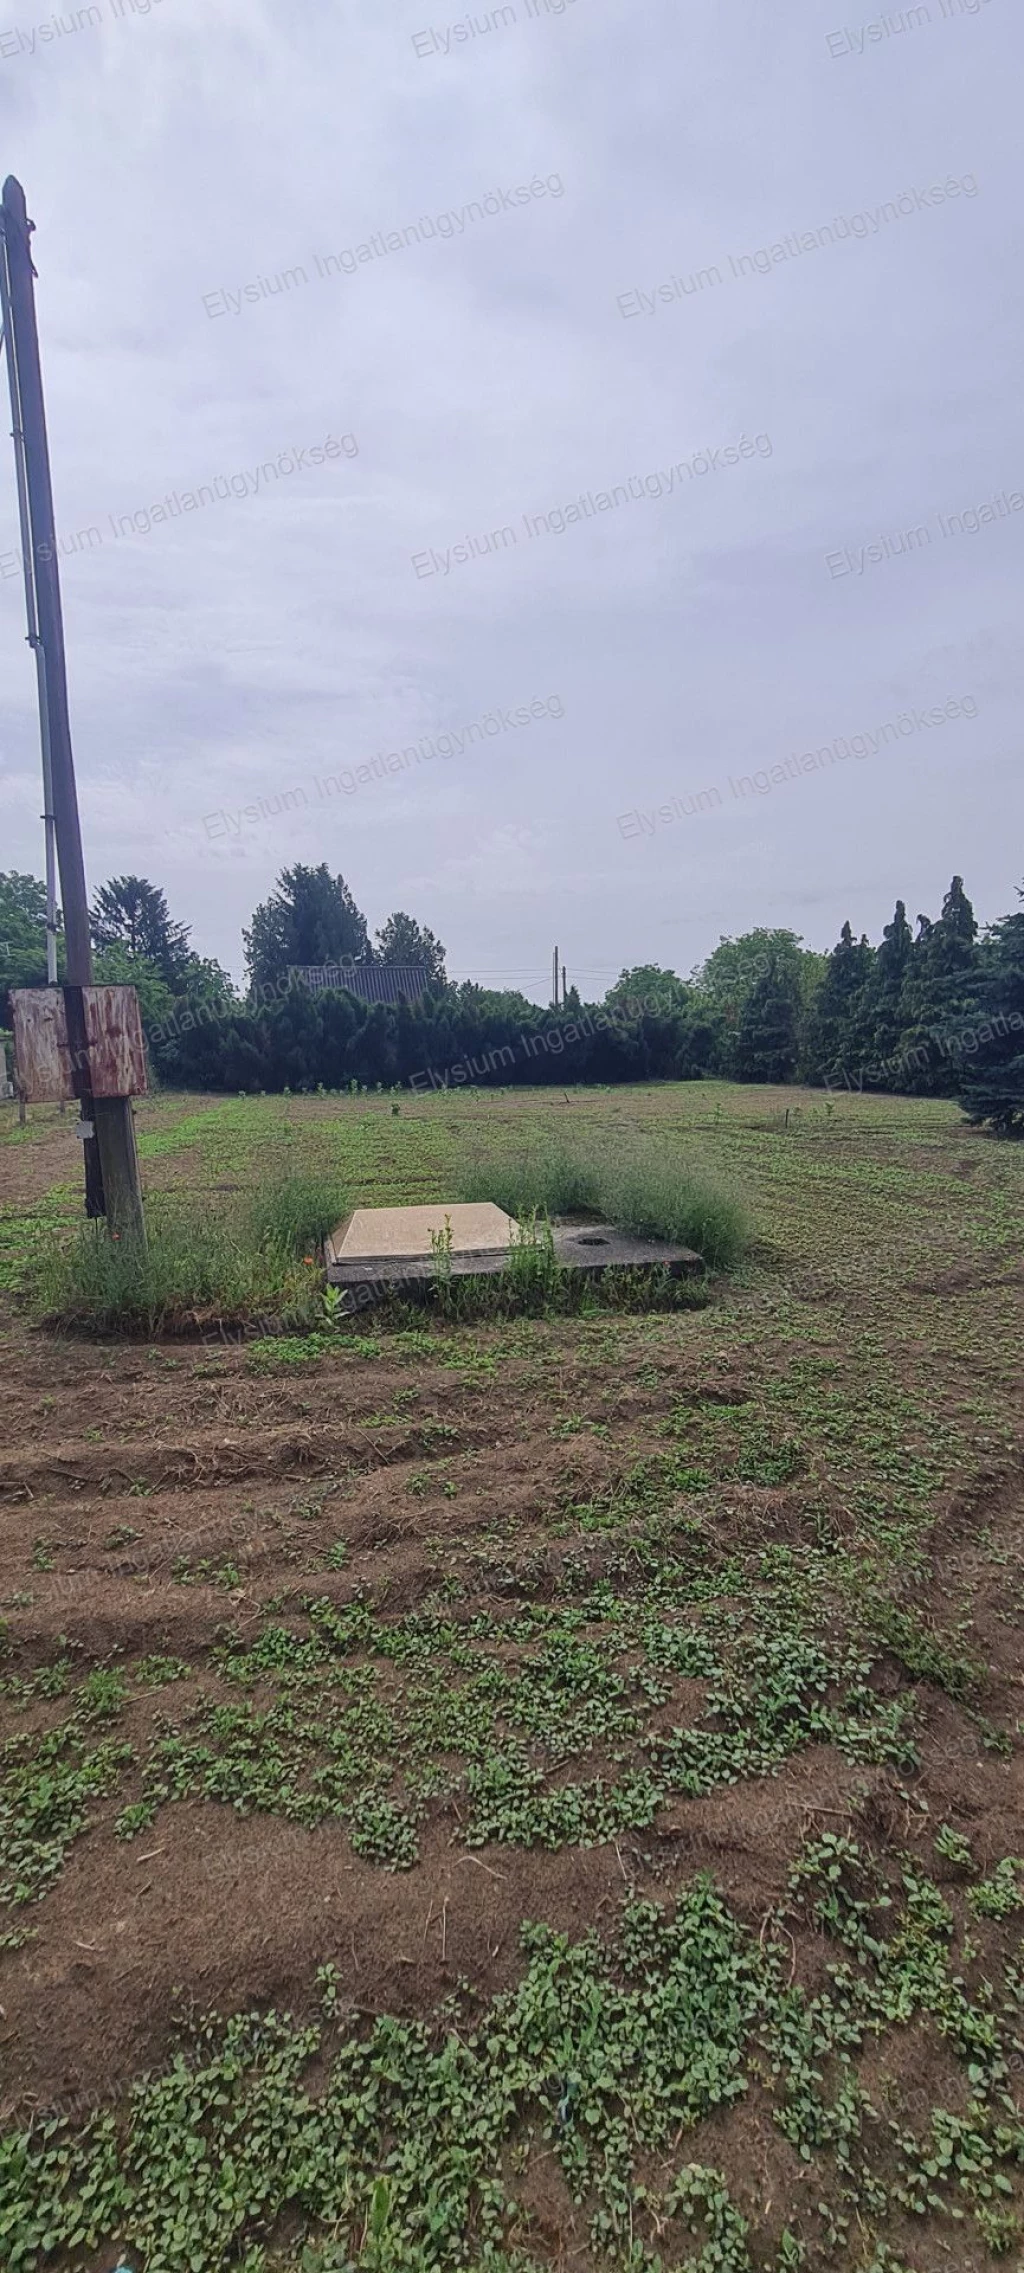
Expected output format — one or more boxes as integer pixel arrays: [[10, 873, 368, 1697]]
[[1, 1086, 1023, 2270]]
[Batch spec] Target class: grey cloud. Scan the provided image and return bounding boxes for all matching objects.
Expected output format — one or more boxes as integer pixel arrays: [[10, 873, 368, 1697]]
[[0, 0, 1020, 988]]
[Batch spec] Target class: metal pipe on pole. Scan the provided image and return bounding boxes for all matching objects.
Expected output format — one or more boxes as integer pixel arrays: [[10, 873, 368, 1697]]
[[0, 240, 63, 1131], [0, 257, 58, 987], [0, 175, 144, 1238]]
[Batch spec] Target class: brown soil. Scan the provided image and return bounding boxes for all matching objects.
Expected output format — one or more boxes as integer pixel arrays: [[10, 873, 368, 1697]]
[[0, 1114, 82, 1208], [2, 1102, 1024, 2272], [0, 1313, 1021, 2135]]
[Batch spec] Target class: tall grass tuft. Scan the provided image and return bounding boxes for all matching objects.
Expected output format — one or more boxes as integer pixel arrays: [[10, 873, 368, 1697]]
[[456, 1134, 745, 1271], [458, 1147, 601, 1221], [245, 1170, 347, 1258], [599, 1143, 746, 1271], [35, 1168, 347, 1334]]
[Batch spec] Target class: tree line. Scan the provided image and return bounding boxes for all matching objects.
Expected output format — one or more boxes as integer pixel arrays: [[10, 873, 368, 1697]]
[[1, 862, 1021, 1132]]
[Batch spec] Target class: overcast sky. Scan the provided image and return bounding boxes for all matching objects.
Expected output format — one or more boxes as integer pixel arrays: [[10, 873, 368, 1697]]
[[1, 0, 1020, 996]]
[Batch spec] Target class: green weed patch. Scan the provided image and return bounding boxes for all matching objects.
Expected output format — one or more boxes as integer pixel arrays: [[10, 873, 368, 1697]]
[[3, 1859, 1024, 2270], [0, 1567, 919, 1893]]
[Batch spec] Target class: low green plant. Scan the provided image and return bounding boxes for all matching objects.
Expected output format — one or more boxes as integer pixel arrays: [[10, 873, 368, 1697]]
[[135, 1657, 187, 1689], [968, 1858, 1024, 1919], [503, 1211, 560, 1312], [867, 1600, 984, 1702], [77, 1668, 128, 1721], [934, 1823, 973, 1868], [428, 1213, 455, 1302]]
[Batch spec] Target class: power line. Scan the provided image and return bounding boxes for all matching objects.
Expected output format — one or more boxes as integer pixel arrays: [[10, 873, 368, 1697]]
[[444, 967, 628, 978]]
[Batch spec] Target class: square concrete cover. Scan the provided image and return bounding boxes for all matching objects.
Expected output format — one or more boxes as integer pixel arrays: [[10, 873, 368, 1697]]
[[329, 1203, 517, 1265]]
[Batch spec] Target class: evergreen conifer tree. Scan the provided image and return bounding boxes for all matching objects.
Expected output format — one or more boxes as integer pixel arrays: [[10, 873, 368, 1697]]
[[895, 877, 982, 1093], [804, 922, 873, 1088], [732, 953, 801, 1082], [959, 883, 1024, 1132]]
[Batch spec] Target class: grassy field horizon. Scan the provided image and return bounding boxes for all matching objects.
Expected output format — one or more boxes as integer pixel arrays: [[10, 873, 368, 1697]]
[[0, 1074, 993, 1296]]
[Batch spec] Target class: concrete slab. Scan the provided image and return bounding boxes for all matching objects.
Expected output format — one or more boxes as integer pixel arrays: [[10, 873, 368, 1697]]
[[325, 1207, 703, 1300], [552, 1225, 702, 1276], [326, 1203, 516, 1270]]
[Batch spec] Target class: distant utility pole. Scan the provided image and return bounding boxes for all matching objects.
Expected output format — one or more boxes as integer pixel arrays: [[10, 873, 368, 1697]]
[[552, 945, 560, 1011], [0, 176, 144, 1237]]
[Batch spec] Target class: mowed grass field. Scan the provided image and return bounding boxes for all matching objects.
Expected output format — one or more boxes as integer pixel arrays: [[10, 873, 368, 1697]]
[[1, 1081, 1023, 2273]]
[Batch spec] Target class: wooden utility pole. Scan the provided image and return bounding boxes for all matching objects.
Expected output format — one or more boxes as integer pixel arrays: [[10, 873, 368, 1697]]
[[0, 176, 144, 1237]]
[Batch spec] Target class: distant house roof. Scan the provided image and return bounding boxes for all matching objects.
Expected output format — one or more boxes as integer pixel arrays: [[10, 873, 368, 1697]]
[[289, 963, 432, 1006]]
